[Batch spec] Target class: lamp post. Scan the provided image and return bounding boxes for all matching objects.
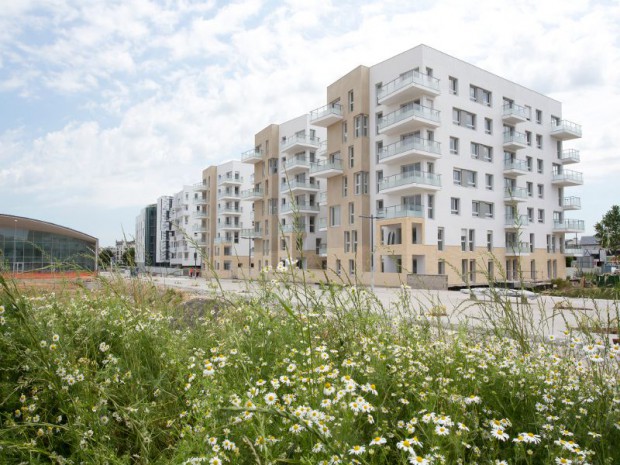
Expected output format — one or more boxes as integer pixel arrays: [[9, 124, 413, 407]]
[[360, 214, 382, 292]]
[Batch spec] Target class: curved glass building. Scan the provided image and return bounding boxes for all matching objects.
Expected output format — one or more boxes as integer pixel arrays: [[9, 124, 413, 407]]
[[0, 214, 98, 273]]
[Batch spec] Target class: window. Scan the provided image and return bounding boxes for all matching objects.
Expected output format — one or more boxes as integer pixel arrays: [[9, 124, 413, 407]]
[[352, 230, 358, 252], [349, 259, 355, 276], [437, 227, 444, 251], [485, 173, 494, 190], [526, 156, 533, 172], [488, 260, 494, 280], [529, 233, 535, 253], [538, 209, 545, 223], [342, 176, 348, 197], [342, 121, 348, 142], [336, 259, 341, 275], [527, 207, 534, 223], [535, 109, 542, 124], [470, 85, 492, 106], [453, 169, 462, 185], [349, 202, 355, 224], [465, 170, 477, 187], [449, 76, 458, 95], [536, 134, 543, 149], [354, 172, 369, 195], [471, 142, 493, 162], [537, 184, 544, 199], [453, 108, 476, 129], [354, 114, 368, 137], [461, 229, 467, 251], [451, 197, 460, 215], [450, 137, 459, 155], [376, 170, 383, 194], [348, 90, 354, 112], [427, 194, 434, 219], [525, 131, 532, 146], [344, 231, 350, 253], [537, 159, 544, 174], [472, 201, 494, 218], [469, 229, 475, 251], [525, 105, 532, 121], [348, 146, 354, 168], [329, 205, 341, 227], [485, 118, 492, 134], [487, 230, 493, 252], [438, 260, 445, 275], [526, 182, 533, 197]]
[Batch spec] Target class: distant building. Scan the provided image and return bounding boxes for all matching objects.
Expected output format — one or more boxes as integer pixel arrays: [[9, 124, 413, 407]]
[[0, 214, 98, 273], [135, 205, 157, 267]]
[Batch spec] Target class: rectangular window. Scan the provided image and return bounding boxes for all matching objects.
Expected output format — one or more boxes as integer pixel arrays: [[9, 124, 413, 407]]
[[453, 169, 462, 185], [470, 85, 492, 106], [451, 197, 460, 215], [438, 260, 445, 275], [471, 142, 493, 162], [352, 230, 358, 252], [527, 207, 534, 223], [538, 209, 545, 223], [485, 118, 492, 134], [525, 130, 532, 146], [342, 176, 348, 197], [344, 231, 351, 253], [530, 233, 535, 253], [354, 114, 368, 137], [536, 134, 543, 149], [453, 108, 476, 129], [526, 181, 533, 197], [485, 173, 494, 190], [427, 194, 434, 219], [450, 137, 459, 155], [348, 146, 354, 168], [473, 201, 494, 218], [437, 227, 444, 251], [354, 171, 369, 195], [537, 184, 544, 199], [349, 259, 355, 276], [349, 202, 355, 224], [537, 159, 544, 173], [469, 229, 475, 251], [342, 121, 348, 142], [535, 109, 542, 124], [487, 230, 493, 252], [329, 205, 341, 227], [348, 90, 354, 112], [526, 156, 533, 172], [449, 76, 458, 95], [461, 228, 467, 252]]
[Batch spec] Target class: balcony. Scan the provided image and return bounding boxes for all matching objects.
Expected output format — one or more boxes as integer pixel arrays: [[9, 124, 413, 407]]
[[558, 149, 580, 164], [378, 170, 441, 195], [280, 180, 320, 194], [240, 227, 262, 238], [280, 202, 320, 214], [213, 237, 233, 245], [502, 103, 530, 124], [218, 174, 243, 186], [563, 246, 584, 257], [218, 206, 243, 215], [552, 169, 583, 187], [280, 134, 321, 153], [503, 158, 529, 176], [241, 188, 263, 201], [561, 196, 581, 211], [502, 131, 528, 150], [377, 137, 441, 164], [241, 148, 263, 164], [280, 222, 307, 234], [194, 196, 208, 205], [377, 70, 440, 106], [310, 159, 343, 178], [310, 103, 343, 127], [377, 104, 440, 135], [194, 211, 208, 218], [505, 215, 529, 230], [551, 119, 582, 140], [505, 242, 531, 256], [318, 217, 327, 230], [218, 222, 242, 231], [193, 182, 209, 192], [192, 224, 207, 232], [553, 219, 585, 233], [219, 190, 241, 200], [504, 186, 528, 203], [283, 158, 311, 175], [378, 204, 424, 220], [318, 243, 327, 256]]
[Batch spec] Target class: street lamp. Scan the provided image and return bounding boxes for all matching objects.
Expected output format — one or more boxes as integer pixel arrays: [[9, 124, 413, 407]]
[[360, 214, 383, 292]]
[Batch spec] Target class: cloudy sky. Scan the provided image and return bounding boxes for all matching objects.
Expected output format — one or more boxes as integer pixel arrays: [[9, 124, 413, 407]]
[[1, 0, 618, 247]]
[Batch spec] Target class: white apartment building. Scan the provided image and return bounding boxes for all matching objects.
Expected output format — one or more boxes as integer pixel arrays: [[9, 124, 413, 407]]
[[307, 44, 583, 287], [155, 195, 173, 265], [169, 185, 206, 268]]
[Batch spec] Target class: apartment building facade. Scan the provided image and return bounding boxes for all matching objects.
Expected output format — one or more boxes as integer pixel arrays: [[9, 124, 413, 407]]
[[306, 44, 583, 287], [242, 115, 327, 271]]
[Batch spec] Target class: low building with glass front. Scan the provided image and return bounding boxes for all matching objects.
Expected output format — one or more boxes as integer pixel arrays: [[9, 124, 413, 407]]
[[0, 214, 98, 274]]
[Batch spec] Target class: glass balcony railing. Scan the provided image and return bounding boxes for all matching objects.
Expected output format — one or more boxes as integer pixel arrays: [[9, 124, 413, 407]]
[[378, 104, 440, 131], [558, 149, 580, 163], [310, 159, 343, 174], [377, 137, 441, 161], [505, 215, 529, 227], [552, 170, 583, 184], [280, 203, 320, 213], [503, 158, 529, 172], [378, 204, 424, 219], [502, 103, 529, 120], [241, 148, 262, 161], [504, 186, 528, 200], [377, 70, 440, 100], [280, 180, 320, 191], [503, 131, 528, 146], [310, 103, 343, 121], [379, 170, 441, 192]]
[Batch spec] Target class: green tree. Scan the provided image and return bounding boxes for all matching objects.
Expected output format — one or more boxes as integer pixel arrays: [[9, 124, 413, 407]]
[[594, 205, 620, 253], [121, 247, 136, 266], [98, 247, 114, 268]]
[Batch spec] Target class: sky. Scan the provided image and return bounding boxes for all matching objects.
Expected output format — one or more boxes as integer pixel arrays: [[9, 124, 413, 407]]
[[1, 0, 619, 247]]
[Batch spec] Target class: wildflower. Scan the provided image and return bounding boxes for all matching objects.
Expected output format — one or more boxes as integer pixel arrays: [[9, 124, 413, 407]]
[[52, 334, 60, 342], [464, 395, 481, 405], [264, 392, 277, 405], [222, 439, 236, 451], [348, 445, 365, 455], [435, 425, 450, 436], [369, 436, 386, 446], [312, 443, 324, 453], [522, 432, 541, 444], [397, 438, 415, 454], [289, 424, 304, 434], [555, 458, 572, 465], [99, 342, 110, 353], [209, 458, 222, 465], [409, 456, 430, 465], [491, 429, 509, 441]]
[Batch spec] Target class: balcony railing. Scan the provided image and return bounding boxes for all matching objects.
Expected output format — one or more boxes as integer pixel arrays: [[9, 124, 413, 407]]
[[505, 215, 529, 227], [378, 170, 441, 192], [240, 228, 262, 238], [377, 70, 440, 101], [561, 196, 581, 209], [241, 188, 263, 199], [318, 217, 327, 229], [552, 170, 583, 184], [377, 137, 441, 162], [502, 103, 529, 121], [378, 204, 424, 219], [280, 134, 321, 151], [280, 202, 320, 213], [504, 186, 528, 201], [318, 243, 327, 255], [310, 159, 343, 175], [310, 103, 343, 123], [283, 158, 311, 170], [377, 104, 440, 131], [280, 180, 320, 191], [506, 242, 531, 254], [218, 206, 243, 214], [280, 223, 306, 233], [218, 174, 243, 184], [551, 119, 582, 139], [241, 148, 263, 162], [553, 219, 585, 232], [503, 131, 528, 146], [503, 158, 529, 172], [558, 149, 580, 163]]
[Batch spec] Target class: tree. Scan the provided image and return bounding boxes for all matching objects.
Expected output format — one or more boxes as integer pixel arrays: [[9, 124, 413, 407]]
[[594, 205, 620, 253], [121, 247, 136, 266], [98, 247, 114, 268]]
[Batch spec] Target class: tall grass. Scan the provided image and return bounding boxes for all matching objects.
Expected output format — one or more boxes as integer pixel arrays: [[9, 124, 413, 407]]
[[0, 268, 618, 464]]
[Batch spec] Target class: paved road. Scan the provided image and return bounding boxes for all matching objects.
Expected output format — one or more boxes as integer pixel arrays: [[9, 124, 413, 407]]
[[127, 274, 618, 342]]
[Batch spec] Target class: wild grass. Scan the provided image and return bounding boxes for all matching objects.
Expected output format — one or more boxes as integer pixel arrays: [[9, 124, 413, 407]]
[[0, 269, 619, 465]]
